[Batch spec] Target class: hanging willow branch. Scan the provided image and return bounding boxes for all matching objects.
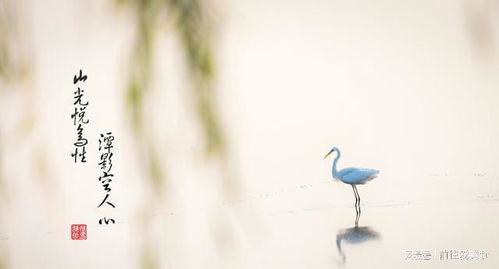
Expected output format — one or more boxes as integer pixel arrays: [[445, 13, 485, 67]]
[[117, 0, 235, 267], [120, 0, 226, 159], [167, 0, 225, 156]]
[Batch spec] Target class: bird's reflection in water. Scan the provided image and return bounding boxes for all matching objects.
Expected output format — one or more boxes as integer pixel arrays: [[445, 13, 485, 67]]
[[335, 205, 380, 265]]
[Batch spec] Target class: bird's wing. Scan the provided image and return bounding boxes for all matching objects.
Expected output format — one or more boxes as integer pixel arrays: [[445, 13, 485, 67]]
[[337, 168, 357, 178], [357, 168, 380, 175], [340, 168, 379, 184]]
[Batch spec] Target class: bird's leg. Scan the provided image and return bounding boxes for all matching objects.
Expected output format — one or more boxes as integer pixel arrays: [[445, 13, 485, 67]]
[[351, 185, 359, 226], [351, 185, 358, 208], [353, 185, 361, 208], [355, 207, 360, 226], [353, 185, 361, 226]]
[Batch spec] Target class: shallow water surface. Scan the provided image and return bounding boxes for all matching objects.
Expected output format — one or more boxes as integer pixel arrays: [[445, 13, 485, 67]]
[[242, 174, 499, 269]]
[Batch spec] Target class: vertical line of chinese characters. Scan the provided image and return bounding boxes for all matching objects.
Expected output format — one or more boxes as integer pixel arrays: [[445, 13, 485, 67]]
[[71, 69, 89, 163], [98, 132, 116, 225]]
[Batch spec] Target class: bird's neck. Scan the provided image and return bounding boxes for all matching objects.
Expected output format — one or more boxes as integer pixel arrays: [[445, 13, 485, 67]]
[[332, 151, 341, 179]]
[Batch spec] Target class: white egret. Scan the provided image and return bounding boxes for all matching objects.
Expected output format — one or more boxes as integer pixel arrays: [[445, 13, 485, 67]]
[[324, 146, 379, 223]]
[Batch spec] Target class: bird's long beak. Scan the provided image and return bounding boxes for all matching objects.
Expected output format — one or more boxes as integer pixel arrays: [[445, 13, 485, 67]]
[[323, 149, 334, 159]]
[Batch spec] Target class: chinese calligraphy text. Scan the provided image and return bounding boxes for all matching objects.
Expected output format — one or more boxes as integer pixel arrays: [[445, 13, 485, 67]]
[[98, 132, 116, 225], [71, 69, 89, 163]]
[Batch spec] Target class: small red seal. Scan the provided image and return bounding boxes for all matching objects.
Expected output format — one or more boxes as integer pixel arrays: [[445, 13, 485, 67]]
[[71, 224, 87, 240]]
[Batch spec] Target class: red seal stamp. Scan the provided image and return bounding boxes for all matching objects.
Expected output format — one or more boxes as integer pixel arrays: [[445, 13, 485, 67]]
[[71, 224, 87, 240]]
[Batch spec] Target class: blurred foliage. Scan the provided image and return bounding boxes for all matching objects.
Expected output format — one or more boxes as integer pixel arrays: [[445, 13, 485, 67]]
[[0, 141, 3, 195], [0, 0, 31, 193], [117, 0, 235, 267], [465, 0, 499, 61], [167, 0, 225, 156], [120, 0, 167, 199], [0, 0, 29, 85], [0, 1, 33, 268], [0, 253, 5, 269], [120, 0, 226, 158], [118, 0, 240, 198]]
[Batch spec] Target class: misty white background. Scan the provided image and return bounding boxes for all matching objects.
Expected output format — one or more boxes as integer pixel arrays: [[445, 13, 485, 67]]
[[1, 0, 499, 268]]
